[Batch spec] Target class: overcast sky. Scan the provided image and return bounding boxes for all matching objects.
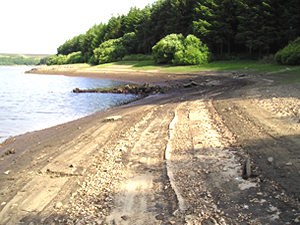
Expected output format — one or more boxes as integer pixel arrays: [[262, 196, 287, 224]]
[[0, 0, 154, 54]]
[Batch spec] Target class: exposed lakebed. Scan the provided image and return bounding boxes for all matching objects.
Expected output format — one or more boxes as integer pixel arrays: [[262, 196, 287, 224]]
[[0, 66, 137, 143]]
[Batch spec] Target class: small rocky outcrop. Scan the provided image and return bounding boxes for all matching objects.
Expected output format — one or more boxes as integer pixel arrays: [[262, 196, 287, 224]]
[[73, 83, 168, 96]]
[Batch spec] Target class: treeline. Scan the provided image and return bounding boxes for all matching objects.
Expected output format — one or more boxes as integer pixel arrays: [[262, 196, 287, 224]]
[[0, 55, 41, 65], [49, 0, 300, 65]]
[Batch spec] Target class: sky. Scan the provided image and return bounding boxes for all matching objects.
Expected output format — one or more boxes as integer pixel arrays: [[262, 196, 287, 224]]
[[0, 0, 155, 54]]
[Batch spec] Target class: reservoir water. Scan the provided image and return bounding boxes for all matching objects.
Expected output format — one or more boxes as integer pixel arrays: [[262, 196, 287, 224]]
[[0, 66, 137, 143]]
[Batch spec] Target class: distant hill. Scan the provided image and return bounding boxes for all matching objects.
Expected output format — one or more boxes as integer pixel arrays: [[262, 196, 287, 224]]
[[0, 54, 53, 65], [0, 53, 52, 58]]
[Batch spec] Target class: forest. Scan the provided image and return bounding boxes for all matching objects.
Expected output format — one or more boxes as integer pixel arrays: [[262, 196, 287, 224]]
[[47, 0, 300, 66]]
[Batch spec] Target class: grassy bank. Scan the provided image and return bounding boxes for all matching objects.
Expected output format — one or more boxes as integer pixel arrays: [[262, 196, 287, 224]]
[[39, 60, 300, 84], [96, 59, 300, 79]]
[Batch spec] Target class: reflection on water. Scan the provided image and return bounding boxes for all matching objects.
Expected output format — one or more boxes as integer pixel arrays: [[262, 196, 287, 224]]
[[0, 66, 137, 142]]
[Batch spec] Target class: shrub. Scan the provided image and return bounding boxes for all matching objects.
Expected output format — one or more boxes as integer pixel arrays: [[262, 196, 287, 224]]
[[275, 37, 300, 65], [152, 34, 185, 64], [122, 54, 153, 61], [46, 54, 68, 65], [152, 34, 209, 65], [93, 38, 127, 64], [173, 35, 210, 65], [66, 51, 84, 64], [46, 52, 84, 65], [121, 32, 138, 54]]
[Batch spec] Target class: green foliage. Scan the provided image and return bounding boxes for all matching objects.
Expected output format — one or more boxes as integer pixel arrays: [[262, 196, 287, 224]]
[[121, 32, 138, 54], [152, 34, 185, 64], [173, 35, 210, 65], [57, 34, 85, 55], [92, 38, 127, 64], [0, 55, 41, 65], [122, 54, 153, 61], [275, 37, 300, 65], [39, 56, 52, 65], [46, 55, 68, 65], [152, 34, 209, 65], [91, 32, 140, 65], [67, 51, 85, 64], [54, 0, 300, 64], [46, 52, 84, 65]]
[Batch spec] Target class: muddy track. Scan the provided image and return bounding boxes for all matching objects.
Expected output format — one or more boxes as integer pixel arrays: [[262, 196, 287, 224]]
[[0, 73, 299, 224]]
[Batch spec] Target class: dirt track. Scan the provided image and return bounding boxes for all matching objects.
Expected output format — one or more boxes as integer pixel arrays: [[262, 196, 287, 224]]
[[0, 68, 299, 224]]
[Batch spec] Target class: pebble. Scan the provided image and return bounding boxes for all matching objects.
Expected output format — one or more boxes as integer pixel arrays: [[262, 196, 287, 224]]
[[121, 215, 128, 221], [55, 202, 63, 209], [267, 157, 274, 163], [285, 162, 292, 166], [4, 170, 10, 175], [1, 202, 6, 206]]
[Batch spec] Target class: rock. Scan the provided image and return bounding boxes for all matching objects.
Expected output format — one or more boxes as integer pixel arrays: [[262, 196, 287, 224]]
[[55, 202, 63, 209], [285, 162, 292, 166], [183, 81, 198, 88], [121, 215, 128, 221], [103, 116, 122, 122], [267, 157, 274, 163], [155, 214, 164, 220], [1, 202, 6, 206], [4, 148, 15, 155], [242, 157, 251, 179], [4, 170, 10, 175], [243, 204, 249, 209]]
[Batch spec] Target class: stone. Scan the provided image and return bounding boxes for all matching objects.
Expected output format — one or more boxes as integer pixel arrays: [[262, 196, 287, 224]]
[[4, 148, 15, 155], [55, 202, 63, 209], [121, 215, 128, 221], [267, 157, 274, 163], [242, 158, 251, 179], [155, 214, 164, 220], [103, 116, 122, 122], [4, 170, 10, 175]]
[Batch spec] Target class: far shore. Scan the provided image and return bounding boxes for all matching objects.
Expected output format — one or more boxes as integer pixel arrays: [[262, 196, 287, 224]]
[[26, 64, 199, 86]]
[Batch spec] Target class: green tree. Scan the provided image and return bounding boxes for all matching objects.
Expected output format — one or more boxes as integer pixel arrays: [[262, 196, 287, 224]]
[[275, 37, 300, 65], [92, 38, 127, 64], [57, 34, 85, 55], [173, 34, 210, 65], [152, 33, 185, 63]]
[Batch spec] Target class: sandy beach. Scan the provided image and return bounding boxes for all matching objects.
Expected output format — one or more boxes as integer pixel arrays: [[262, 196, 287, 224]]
[[0, 65, 299, 224]]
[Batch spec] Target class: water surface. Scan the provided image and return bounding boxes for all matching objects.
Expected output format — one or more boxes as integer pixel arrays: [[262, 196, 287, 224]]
[[0, 66, 136, 142]]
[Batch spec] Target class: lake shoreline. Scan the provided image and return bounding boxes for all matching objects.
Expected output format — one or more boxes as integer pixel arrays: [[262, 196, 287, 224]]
[[0, 65, 141, 145], [2, 65, 299, 224], [26, 64, 197, 86]]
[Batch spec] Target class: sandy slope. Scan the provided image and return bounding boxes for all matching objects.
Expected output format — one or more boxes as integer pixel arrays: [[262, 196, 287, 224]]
[[0, 66, 299, 224]]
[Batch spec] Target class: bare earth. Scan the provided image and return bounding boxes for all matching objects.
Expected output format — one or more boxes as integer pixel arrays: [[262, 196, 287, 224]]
[[0, 66, 299, 224]]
